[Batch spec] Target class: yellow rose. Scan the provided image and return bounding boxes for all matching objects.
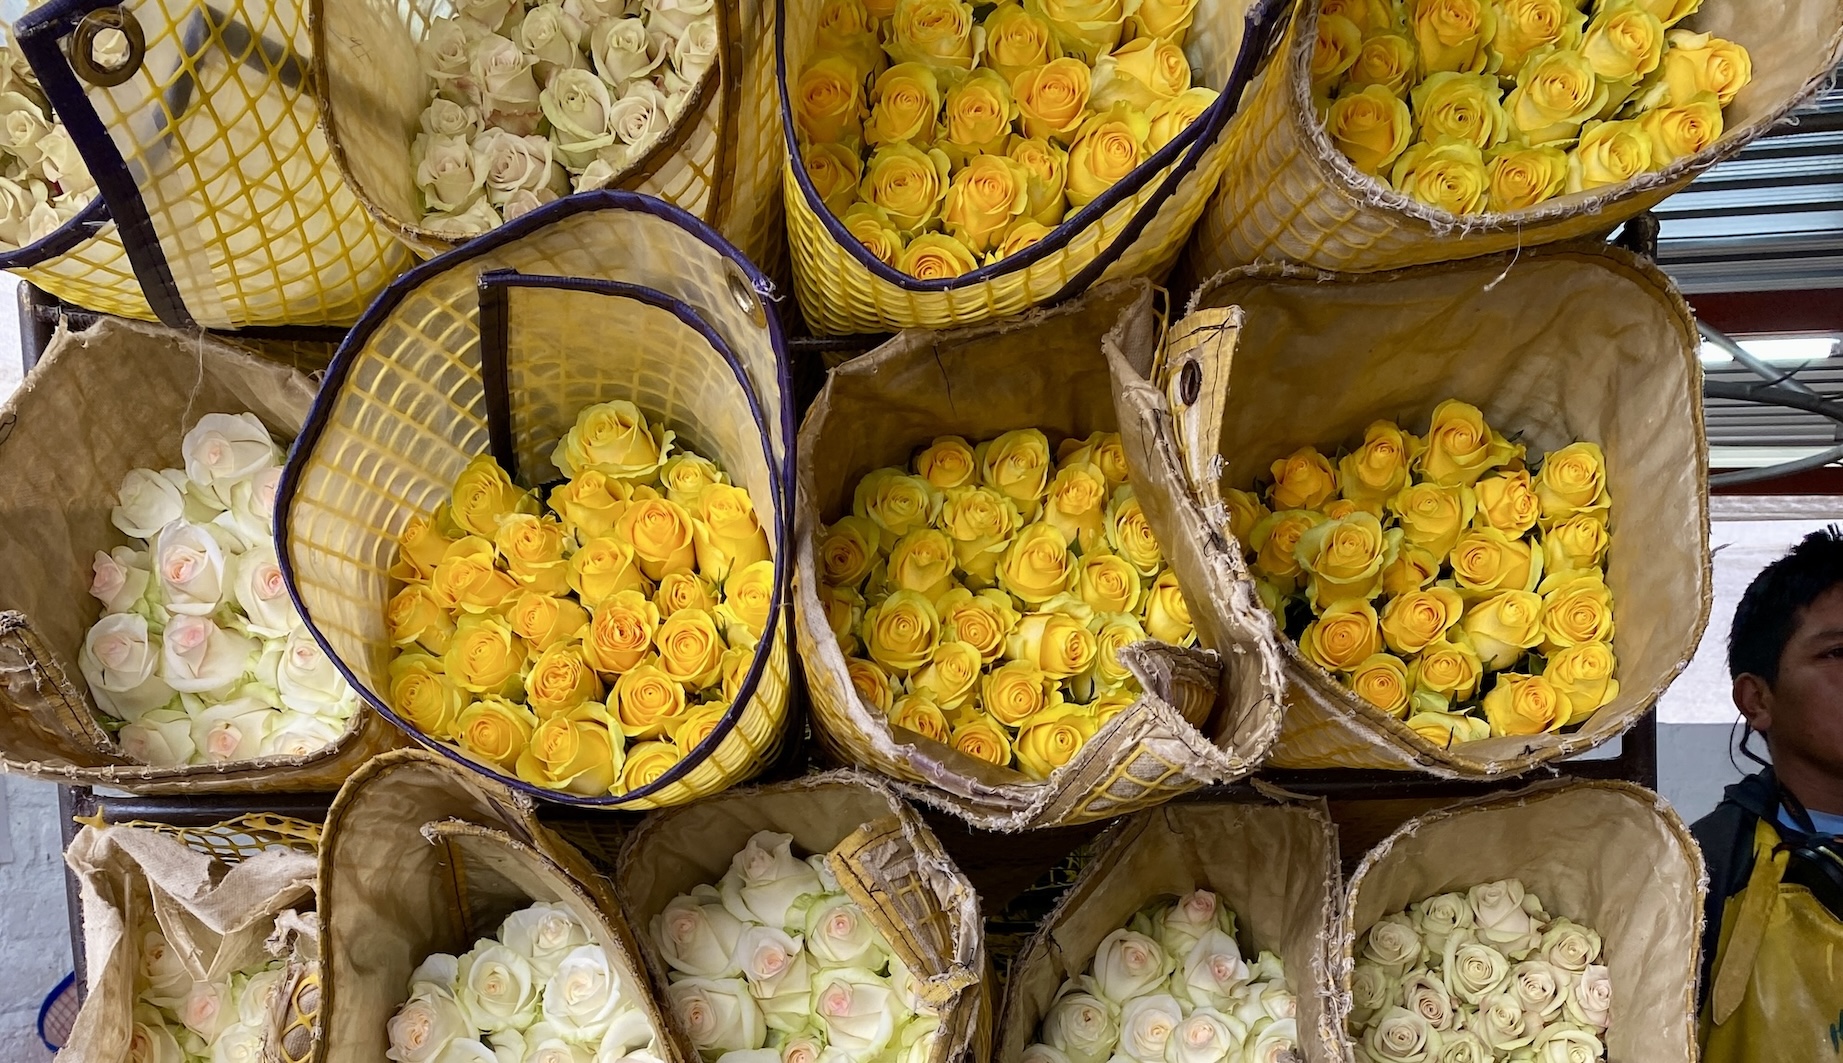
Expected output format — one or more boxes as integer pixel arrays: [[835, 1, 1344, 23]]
[[1657, 30, 1751, 107], [1268, 446, 1338, 510], [619, 740, 684, 793], [805, 142, 865, 214], [1013, 57, 1093, 143], [1044, 462, 1110, 549], [450, 454, 538, 538], [981, 659, 1061, 726], [426, 536, 517, 616], [890, 691, 952, 741], [1223, 488, 1271, 546], [569, 536, 649, 608], [1026, 0, 1128, 62], [1391, 140, 1490, 215], [1473, 469, 1541, 536], [1295, 511, 1396, 608], [526, 643, 605, 718], [1389, 482, 1474, 558], [842, 202, 908, 265], [885, 0, 977, 71], [847, 657, 898, 711], [1146, 86, 1218, 152], [860, 143, 951, 234], [1535, 441, 1610, 524], [616, 498, 698, 582], [1325, 85, 1413, 175], [1413, 72, 1511, 150], [1406, 709, 1491, 748], [943, 154, 1031, 252], [866, 62, 943, 148], [1007, 136, 1070, 226], [579, 590, 659, 677], [1143, 569, 1193, 645], [1505, 47, 1610, 144], [1015, 703, 1099, 779], [717, 559, 776, 642], [694, 483, 771, 580], [1545, 640, 1618, 722], [1007, 606, 1100, 678], [1379, 586, 1465, 655], [506, 592, 590, 653], [1057, 431, 1133, 489], [1609, 0, 1701, 27], [794, 56, 867, 146], [493, 513, 569, 596], [884, 528, 955, 601], [1065, 102, 1150, 207], [1410, 0, 1496, 74], [553, 401, 673, 482], [719, 645, 754, 703], [443, 613, 526, 695], [390, 653, 466, 740], [515, 706, 621, 796], [816, 0, 886, 80], [1311, 13, 1364, 92], [863, 589, 940, 673], [1580, 1, 1663, 82], [1092, 36, 1190, 111], [1105, 488, 1165, 578], [1131, 0, 1198, 37], [1348, 652, 1411, 717], [1461, 589, 1544, 669], [388, 583, 456, 654], [1542, 514, 1610, 574], [898, 232, 980, 279], [1382, 544, 1443, 597], [1450, 527, 1542, 599], [1638, 91, 1722, 164], [659, 454, 727, 510], [997, 215, 1053, 257], [1321, 0, 1397, 34], [455, 696, 539, 771], [1538, 573, 1615, 651], [1418, 400, 1522, 487], [1347, 33, 1417, 96], [612, 662, 689, 739], [980, 428, 1054, 516], [937, 587, 1021, 663], [939, 486, 1023, 582], [1340, 421, 1423, 508], [1089, 611, 1147, 689], [672, 703, 728, 752], [997, 523, 1074, 604], [1075, 551, 1143, 614], [1565, 118, 1653, 192], [1250, 509, 1329, 588], [1090, 689, 1136, 724], [654, 573, 717, 619], [397, 515, 456, 580], [655, 608, 726, 689], [1299, 598, 1382, 672], [916, 435, 978, 490], [912, 640, 984, 709], [854, 466, 943, 547], [1492, 0, 1587, 76], [1410, 635, 1485, 701], [943, 70, 1019, 162], [1484, 143, 1568, 210], [950, 712, 1014, 766], [548, 471, 631, 541], [1482, 672, 1572, 735], [984, 2, 1064, 83], [820, 515, 882, 590]]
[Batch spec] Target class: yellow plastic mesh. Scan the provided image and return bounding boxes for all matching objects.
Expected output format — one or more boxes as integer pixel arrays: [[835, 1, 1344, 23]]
[[6, 216, 154, 319], [115, 812, 323, 862]]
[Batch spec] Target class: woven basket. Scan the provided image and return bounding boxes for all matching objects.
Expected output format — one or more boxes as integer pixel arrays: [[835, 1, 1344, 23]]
[[778, 0, 1290, 335], [278, 191, 796, 810], [313, 0, 786, 268], [314, 748, 689, 1063], [0, 316, 400, 793], [995, 792, 1349, 1063], [1121, 245, 1709, 776], [616, 771, 991, 1063], [1345, 781, 1704, 1063], [1192, 0, 1843, 276], [0, 198, 154, 320], [794, 281, 1282, 831], [11, 0, 415, 329]]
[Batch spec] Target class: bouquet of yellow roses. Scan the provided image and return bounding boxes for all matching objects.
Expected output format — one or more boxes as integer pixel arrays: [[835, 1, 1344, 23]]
[[386, 401, 773, 798], [791, 0, 1220, 278], [1313, 0, 1752, 214], [1229, 401, 1617, 748], [817, 429, 1193, 780]]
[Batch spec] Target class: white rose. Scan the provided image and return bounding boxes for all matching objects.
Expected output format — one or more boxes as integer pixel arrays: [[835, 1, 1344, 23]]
[[573, 155, 622, 192], [1173, 929, 1249, 1010], [1241, 1018, 1296, 1063], [153, 520, 229, 615], [671, 13, 719, 80], [458, 0, 516, 32], [91, 547, 153, 615], [412, 953, 461, 994], [1087, 930, 1173, 1004], [81, 612, 168, 714], [805, 856, 839, 893], [114, 466, 185, 539], [474, 128, 566, 206], [1023, 1046, 1071, 1063], [1507, 960, 1566, 1020], [1399, 972, 1454, 1032], [1432, 1030, 1492, 1063], [160, 614, 254, 695], [1361, 1007, 1434, 1063], [1466, 881, 1539, 959], [1562, 964, 1610, 1028], [591, 17, 662, 83], [1362, 914, 1423, 971], [1349, 962, 1396, 1028], [459, 943, 541, 1034], [802, 895, 881, 968], [417, 132, 487, 213], [1410, 893, 1474, 959], [0, 91, 48, 166], [422, 196, 504, 236], [179, 978, 236, 1041], [423, 97, 484, 137], [183, 412, 279, 495], [541, 945, 629, 1042], [423, 18, 484, 98], [502, 902, 592, 980], [1471, 991, 1538, 1054], [210, 1021, 265, 1063], [1116, 994, 1182, 1063], [1167, 1007, 1245, 1063], [1155, 890, 1234, 960], [596, 1005, 658, 1059], [138, 929, 193, 1006], [228, 544, 295, 637], [435, 1040, 502, 1063], [258, 711, 343, 757], [886, 958, 925, 1015], [646, 0, 713, 40], [732, 926, 811, 1032], [1538, 919, 1601, 974], [471, 34, 543, 132], [518, 4, 587, 70], [890, 1015, 938, 1063], [719, 832, 824, 930], [499, 188, 555, 220], [23, 190, 61, 244], [668, 977, 766, 1055], [528, 1034, 596, 1063], [278, 626, 353, 715], [0, 175, 37, 247], [539, 68, 615, 168], [120, 707, 197, 766], [811, 969, 898, 1058], [608, 79, 669, 150], [1040, 991, 1117, 1063], [1442, 936, 1510, 1007], [1531, 1023, 1603, 1063], [564, 0, 628, 23], [192, 696, 276, 762], [238, 968, 288, 1028], [1250, 953, 1284, 984], [1255, 982, 1294, 1022], [127, 1008, 186, 1063], [771, 1029, 826, 1063], [654, 893, 746, 977]]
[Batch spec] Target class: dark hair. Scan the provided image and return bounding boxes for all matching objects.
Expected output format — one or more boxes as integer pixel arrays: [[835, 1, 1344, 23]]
[[1729, 524, 1843, 683]]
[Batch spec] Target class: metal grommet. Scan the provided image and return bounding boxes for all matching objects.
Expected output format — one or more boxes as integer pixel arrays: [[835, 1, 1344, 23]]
[[725, 261, 766, 328], [1178, 358, 1202, 406], [71, 7, 145, 87]]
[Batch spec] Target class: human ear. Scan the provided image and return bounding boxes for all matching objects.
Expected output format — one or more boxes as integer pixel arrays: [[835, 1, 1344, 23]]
[[1734, 673, 1775, 735]]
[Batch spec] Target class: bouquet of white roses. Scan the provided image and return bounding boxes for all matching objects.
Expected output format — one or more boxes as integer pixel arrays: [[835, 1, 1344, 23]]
[[1349, 879, 1611, 1063], [1023, 890, 1299, 1063], [652, 830, 939, 1063], [79, 411, 358, 767], [0, 31, 95, 251], [387, 900, 661, 1063], [411, 0, 719, 236], [127, 925, 289, 1063]]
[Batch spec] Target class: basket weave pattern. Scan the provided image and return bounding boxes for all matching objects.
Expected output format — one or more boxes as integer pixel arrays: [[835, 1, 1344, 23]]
[[6, 214, 154, 319]]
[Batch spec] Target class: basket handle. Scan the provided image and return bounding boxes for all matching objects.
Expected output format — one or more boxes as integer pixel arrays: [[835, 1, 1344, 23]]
[[1153, 306, 1243, 525]]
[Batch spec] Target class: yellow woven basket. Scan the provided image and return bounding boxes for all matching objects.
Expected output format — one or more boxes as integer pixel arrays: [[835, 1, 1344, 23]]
[[13, 0, 415, 329], [778, 0, 1288, 335], [313, 0, 786, 269], [277, 192, 796, 810], [1191, 0, 1843, 277], [1132, 245, 1709, 776], [0, 199, 153, 320]]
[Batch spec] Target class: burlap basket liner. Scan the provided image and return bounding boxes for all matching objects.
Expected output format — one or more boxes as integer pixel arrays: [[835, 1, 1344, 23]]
[[794, 281, 1282, 831], [59, 814, 321, 1063], [1192, 0, 1843, 277], [14, 0, 415, 329], [616, 771, 991, 1063], [279, 192, 797, 809], [1345, 781, 1704, 1063], [315, 749, 689, 1063], [777, 0, 1289, 335], [0, 316, 400, 793], [315, 0, 786, 270], [994, 795, 1349, 1063], [0, 198, 156, 321], [1118, 245, 1709, 775]]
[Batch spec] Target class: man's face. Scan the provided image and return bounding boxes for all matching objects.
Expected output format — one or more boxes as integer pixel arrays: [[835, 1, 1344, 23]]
[[1742, 584, 1843, 776]]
